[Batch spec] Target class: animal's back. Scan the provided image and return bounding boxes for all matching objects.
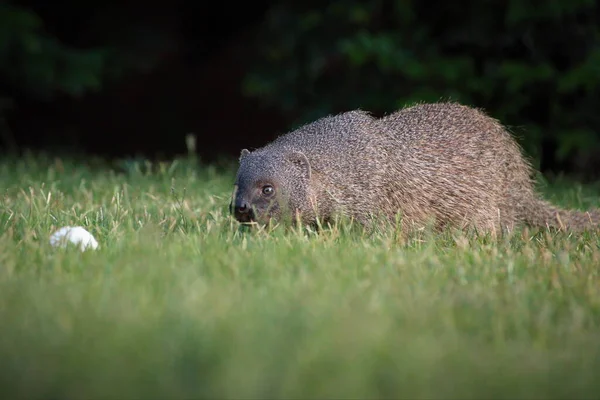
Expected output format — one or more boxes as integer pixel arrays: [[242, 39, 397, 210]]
[[377, 102, 537, 233], [259, 109, 378, 170]]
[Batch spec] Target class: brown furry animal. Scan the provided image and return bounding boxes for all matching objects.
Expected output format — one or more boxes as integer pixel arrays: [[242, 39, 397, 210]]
[[230, 102, 600, 235]]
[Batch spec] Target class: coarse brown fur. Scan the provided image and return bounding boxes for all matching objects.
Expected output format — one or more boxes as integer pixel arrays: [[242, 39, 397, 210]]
[[230, 101, 600, 235]]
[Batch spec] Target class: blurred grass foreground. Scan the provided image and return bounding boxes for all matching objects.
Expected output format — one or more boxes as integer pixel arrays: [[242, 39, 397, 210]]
[[1, 154, 600, 399]]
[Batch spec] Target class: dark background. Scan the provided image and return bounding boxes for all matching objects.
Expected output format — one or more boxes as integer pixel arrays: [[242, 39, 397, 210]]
[[2, 0, 600, 179]]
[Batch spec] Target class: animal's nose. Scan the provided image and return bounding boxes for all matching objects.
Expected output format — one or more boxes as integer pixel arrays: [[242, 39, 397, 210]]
[[235, 202, 249, 214], [233, 200, 254, 222]]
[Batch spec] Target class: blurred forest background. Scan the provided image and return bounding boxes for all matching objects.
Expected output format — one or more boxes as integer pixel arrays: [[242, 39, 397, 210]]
[[1, 0, 600, 179]]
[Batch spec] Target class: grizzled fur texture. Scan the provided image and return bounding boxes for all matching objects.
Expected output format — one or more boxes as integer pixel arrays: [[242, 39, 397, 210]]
[[231, 102, 600, 235]]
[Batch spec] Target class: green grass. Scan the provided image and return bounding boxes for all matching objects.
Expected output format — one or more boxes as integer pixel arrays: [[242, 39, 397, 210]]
[[1, 153, 600, 399]]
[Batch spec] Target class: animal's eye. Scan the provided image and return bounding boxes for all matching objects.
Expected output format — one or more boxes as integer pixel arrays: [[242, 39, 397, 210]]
[[262, 185, 274, 195]]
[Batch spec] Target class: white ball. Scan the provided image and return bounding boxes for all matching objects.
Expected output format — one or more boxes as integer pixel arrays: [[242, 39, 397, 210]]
[[49, 226, 99, 251]]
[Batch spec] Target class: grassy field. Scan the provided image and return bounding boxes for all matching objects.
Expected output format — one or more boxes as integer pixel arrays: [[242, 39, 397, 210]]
[[1, 153, 600, 399]]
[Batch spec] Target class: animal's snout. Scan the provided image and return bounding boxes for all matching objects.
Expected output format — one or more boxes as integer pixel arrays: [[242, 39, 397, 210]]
[[236, 202, 249, 213], [233, 199, 254, 222]]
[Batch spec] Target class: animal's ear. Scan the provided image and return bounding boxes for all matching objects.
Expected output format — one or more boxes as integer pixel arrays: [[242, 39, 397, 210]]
[[286, 151, 311, 180], [239, 149, 250, 161]]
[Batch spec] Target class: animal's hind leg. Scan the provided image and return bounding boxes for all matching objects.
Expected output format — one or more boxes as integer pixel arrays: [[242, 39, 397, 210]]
[[463, 211, 502, 239]]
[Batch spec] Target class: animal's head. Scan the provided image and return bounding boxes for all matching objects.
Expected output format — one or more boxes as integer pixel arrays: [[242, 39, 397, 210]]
[[230, 147, 312, 226]]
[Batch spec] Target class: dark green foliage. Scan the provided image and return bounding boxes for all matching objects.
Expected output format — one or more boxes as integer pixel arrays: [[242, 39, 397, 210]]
[[0, 3, 111, 99], [243, 0, 600, 167], [0, 2, 175, 152]]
